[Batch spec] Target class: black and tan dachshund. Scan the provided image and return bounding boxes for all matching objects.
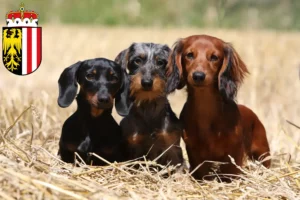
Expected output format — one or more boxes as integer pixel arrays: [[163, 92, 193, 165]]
[[57, 58, 127, 165], [114, 43, 184, 166]]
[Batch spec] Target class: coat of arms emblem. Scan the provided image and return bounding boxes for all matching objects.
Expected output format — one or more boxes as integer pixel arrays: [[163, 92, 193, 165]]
[[2, 3, 42, 75]]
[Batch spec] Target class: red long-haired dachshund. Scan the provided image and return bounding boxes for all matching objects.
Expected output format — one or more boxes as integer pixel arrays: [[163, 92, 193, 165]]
[[167, 35, 271, 181]]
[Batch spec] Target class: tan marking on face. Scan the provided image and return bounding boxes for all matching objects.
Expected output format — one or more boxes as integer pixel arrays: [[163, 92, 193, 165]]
[[83, 89, 104, 117], [92, 69, 97, 74], [85, 92, 98, 104], [129, 73, 142, 95], [130, 73, 166, 102]]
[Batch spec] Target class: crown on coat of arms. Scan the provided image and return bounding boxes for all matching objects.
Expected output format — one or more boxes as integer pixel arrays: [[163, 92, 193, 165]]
[[6, 3, 38, 27]]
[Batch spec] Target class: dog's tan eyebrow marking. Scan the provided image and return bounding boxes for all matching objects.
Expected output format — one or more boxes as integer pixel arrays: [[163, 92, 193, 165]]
[[155, 56, 162, 61], [92, 69, 97, 74]]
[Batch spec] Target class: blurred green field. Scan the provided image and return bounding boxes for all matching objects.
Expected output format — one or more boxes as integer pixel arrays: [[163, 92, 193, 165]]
[[1, 0, 300, 30]]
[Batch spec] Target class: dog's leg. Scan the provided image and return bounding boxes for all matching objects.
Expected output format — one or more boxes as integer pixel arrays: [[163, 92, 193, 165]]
[[249, 119, 271, 168]]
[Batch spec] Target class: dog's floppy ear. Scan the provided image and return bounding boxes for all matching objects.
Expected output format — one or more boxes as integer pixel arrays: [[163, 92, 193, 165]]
[[115, 67, 131, 117], [115, 48, 129, 71], [58, 61, 82, 108], [218, 43, 249, 100], [114, 49, 131, 116], [166, 39, 185, 93]]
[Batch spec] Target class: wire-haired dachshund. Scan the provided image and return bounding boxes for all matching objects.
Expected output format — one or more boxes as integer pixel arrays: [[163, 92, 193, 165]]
[[57, 58, 127, 165], [168, 35, 271, 181], [114, 43, 184, 167]]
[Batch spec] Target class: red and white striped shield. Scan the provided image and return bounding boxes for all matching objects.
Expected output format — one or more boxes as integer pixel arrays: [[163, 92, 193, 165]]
[[2, 27, 42, 75]]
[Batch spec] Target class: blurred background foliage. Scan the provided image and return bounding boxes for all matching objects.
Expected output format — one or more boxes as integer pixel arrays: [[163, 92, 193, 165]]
[[1, 0, 300, 30]]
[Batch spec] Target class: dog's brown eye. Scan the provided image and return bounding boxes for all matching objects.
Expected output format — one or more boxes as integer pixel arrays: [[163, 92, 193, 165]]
[[111, 75, 119, 82], [186, 52, 194, 59], [86, 73, 95, 81], [134, 57, 142, 65], [210, 54, 218, 61], [156, 59, 165, 66]]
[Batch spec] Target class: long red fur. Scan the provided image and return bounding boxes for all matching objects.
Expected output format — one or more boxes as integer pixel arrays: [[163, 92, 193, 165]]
[[169, 35, 271, 181]]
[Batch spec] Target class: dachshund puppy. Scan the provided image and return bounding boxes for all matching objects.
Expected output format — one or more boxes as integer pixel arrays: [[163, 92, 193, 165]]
[[57, 58, 127, 165], [114, 43, 184, 166], [168, 35, 271, 181]]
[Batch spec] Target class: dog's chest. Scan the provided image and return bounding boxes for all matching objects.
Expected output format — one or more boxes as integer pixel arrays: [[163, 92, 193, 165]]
[[127, 131, 162, 144], [127, 129, 180, 160], [127, 114, 178, 146], [184, 117, 243, 159], [84, 116, 121, 142]]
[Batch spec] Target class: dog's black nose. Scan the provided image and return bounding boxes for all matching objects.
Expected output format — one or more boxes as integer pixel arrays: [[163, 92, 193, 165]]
[[192, 72, 206, 82], [141, 79, 153, 90], [98, 96, 110, 104]]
